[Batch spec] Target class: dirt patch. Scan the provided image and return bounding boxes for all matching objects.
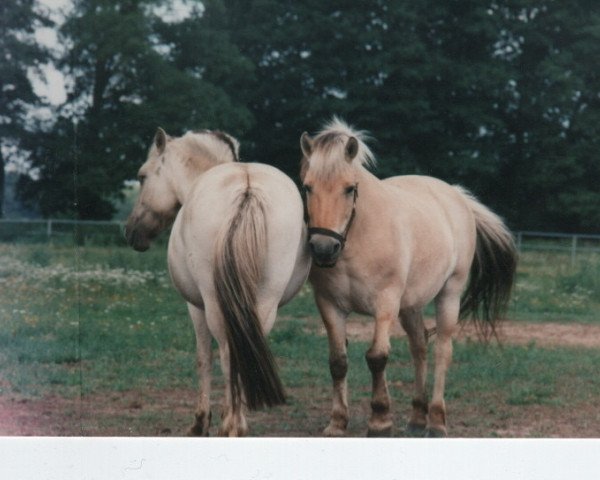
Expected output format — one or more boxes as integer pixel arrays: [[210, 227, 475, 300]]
[[1, 386, 599, 438], [0, 395, 79, 436], [340, 318, 600, 349]]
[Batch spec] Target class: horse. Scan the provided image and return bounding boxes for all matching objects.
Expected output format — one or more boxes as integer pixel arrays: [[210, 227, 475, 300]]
[[125, 127, 311, 436], [299, 118, 517, 437]]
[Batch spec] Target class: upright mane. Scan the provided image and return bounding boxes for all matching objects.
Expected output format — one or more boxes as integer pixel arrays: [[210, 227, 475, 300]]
[[170, 130, 240, 171], [193, 130, 240, 162], [308, 117, 376, 175]]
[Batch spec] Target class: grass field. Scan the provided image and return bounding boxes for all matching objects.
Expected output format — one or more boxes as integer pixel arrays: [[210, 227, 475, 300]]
[[0, 242, 599, 437]]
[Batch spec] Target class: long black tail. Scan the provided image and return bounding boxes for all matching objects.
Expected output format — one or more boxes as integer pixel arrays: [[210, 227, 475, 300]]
[[458, 190, 518, 340], [213, 187, 285, 411]]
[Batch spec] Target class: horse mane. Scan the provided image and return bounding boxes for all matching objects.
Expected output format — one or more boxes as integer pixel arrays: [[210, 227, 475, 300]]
[[309, 117, 376, 174], [176, 130, 240, 167]]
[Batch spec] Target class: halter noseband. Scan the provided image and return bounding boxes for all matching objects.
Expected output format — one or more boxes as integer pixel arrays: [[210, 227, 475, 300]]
[[305, 186, 358, 249]]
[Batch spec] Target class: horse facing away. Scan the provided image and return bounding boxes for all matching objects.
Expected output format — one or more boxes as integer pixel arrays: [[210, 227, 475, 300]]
[[125, 128, 310, 436], [300, 118, 517, 437]]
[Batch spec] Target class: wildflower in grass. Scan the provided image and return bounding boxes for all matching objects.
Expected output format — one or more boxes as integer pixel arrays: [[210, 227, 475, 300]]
[[0, 257, 169, 288]]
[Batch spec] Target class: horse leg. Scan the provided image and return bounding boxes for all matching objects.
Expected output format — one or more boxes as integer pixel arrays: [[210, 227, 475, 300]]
[[186, 303, 213, 436], [428, 287, 461, 437], [217, 343, 249, 437], [400, 309, 428, 436], [317, 296, 349, 437], [202, 302, 248, 437], [365, 295, 399, 437]]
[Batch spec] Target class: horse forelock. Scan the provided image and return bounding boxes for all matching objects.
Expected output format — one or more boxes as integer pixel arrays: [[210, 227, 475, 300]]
[[307, 117, 375, 177]]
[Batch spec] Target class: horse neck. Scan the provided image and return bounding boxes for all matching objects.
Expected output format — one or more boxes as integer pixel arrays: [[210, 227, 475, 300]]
[[353, 168, 385, 228], [171, 148, 230, 205]]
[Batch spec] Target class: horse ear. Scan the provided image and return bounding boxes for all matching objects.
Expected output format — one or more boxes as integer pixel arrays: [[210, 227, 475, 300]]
[[299, 157, 309, 181], [345, 137, 359, 162], [154, 127, 168, 154], [300, 132, 313, 158]]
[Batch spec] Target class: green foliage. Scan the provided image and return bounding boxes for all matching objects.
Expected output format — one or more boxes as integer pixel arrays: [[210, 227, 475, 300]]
[[486, 1, 600, 231], [7, 0, 600, 229], [223, 0, 600, 232], [17, 0, 253, 219], [0, 0, 49, 218]]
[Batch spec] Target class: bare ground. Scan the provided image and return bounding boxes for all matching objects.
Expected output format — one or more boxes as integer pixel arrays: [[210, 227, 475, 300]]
[[342, 318, 600, 348], [2, 320, 600, 437]]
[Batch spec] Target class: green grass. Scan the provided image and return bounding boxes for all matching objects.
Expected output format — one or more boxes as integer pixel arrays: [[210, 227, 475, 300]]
[[0, 242, 599, 436], [511, 250, 600, 322]]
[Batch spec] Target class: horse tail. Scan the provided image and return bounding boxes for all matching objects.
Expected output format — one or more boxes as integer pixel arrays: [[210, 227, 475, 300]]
[[213, 185, 286, 411], [458, 188, 518, 340]]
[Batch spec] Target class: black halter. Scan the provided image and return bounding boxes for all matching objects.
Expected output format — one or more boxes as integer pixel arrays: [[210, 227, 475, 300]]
[[305, 186, 358, 249]]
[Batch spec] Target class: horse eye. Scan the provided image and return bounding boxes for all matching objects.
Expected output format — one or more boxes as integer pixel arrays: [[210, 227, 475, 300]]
[[345, 185, 356, 195], [303, 184, 312, 194]]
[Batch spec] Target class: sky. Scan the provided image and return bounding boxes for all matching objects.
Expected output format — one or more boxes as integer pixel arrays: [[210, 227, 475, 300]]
[[31, 0, 72, 104]]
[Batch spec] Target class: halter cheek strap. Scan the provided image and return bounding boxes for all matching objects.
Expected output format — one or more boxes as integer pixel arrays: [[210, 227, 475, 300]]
[[305, 187, 358, 249]]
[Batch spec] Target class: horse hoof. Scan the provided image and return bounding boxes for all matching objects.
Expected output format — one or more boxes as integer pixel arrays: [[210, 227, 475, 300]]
[[425, 426, 447, 438], [187, 413, 211, 436], [187, 425, 209, 437], [405, 422, 427, 437], [187, 420, 210, 437], [367, 425, 392, 437], [323, 425, 347, 437]]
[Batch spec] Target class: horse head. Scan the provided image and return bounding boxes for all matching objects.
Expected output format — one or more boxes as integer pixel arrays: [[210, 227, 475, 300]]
[[300, 118, 374, 267], [125, 128, 181, 251], [125, 127, 239, 251]]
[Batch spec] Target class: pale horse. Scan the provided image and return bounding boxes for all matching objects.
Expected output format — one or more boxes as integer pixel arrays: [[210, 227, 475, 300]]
[[299, 118, 517, 437], [125, 128, 310, 436]]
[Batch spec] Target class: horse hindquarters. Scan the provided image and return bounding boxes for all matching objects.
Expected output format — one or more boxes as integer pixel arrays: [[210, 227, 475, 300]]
[[213, 187, 286, 418]]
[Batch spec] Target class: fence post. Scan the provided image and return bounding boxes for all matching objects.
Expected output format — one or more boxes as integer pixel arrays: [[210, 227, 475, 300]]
[[571, 235, 578, 267], [47, 219, 53, 240]]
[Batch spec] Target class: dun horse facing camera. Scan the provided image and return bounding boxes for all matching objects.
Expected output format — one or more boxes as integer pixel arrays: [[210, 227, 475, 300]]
[[300, 118, 517, 437], [125, 128, 310, 436]]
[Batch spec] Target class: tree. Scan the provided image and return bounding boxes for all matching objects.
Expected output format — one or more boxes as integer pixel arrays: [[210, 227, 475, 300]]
[[223, 0, 600, 231], [490, 0, 600, 231], [0, 0, 48, 218], [19, 0, 253, 219], [223, 0, 398, 173], [13, 0, 600, 230]]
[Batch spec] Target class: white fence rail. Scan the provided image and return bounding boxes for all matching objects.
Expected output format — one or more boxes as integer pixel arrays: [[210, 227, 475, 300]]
[[516, 231, 600, 266]]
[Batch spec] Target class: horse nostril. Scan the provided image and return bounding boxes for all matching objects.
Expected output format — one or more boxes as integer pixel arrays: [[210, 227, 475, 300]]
[[309, 236, 342, 259]]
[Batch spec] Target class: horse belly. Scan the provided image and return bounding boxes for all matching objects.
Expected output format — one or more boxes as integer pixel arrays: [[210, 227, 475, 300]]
[[167, 214, 204, 309], [401, 252, 456, 309]]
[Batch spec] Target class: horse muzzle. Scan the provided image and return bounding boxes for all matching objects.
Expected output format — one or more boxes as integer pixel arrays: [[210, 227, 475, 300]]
[[124, 223, 151, 252], [308, 232, 343, 268], [124, 214, 157, 252]]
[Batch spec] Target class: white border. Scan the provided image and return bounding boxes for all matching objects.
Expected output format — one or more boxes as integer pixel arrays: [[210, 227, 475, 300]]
[[1, 437, 598, 480]]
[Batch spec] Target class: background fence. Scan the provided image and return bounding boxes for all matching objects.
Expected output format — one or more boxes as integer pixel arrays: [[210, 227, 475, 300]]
[[0, 219, 128, 246], [1, 219, 600, 260]]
